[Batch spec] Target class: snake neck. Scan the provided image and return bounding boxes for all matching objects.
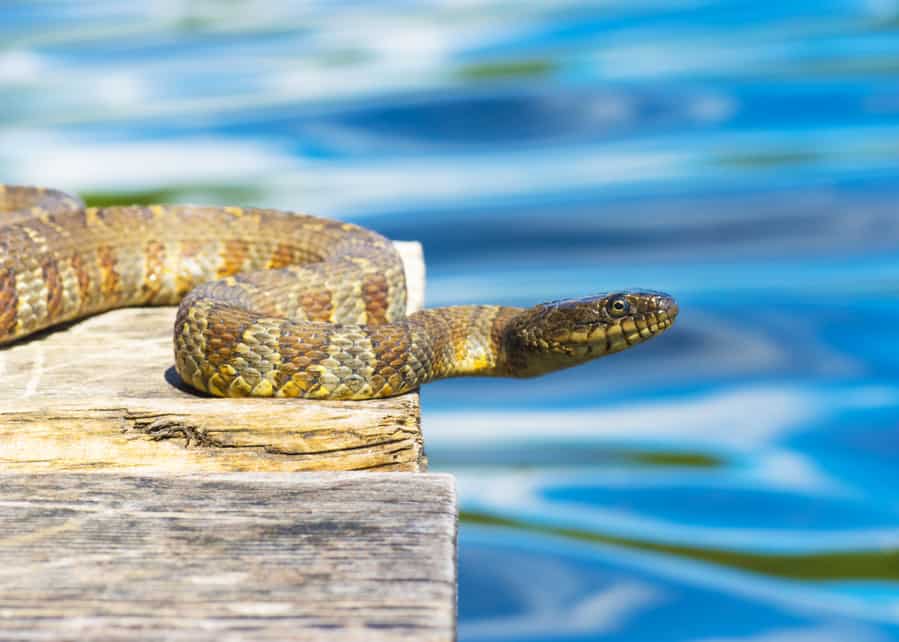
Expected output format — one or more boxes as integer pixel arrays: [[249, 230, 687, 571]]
[[406, 305, 524, 381]]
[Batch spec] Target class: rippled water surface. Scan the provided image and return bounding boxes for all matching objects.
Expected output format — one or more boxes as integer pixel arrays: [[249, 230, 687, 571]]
[[4, 2, 899, 640]]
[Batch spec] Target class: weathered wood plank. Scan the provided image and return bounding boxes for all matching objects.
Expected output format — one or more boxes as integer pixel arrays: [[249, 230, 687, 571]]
[[0, 242, 427, 472], [0, 472, 457, 642]]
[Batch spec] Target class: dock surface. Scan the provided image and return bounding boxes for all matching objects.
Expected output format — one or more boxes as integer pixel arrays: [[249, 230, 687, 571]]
[[0, 472, 457, 642]]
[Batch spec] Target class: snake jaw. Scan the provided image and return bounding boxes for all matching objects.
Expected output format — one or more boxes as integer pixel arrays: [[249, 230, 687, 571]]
[[502, 290, 678, 378]]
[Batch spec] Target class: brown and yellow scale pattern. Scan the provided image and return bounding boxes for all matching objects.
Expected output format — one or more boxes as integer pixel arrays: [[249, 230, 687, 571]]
[[0, 185, 678, 400]]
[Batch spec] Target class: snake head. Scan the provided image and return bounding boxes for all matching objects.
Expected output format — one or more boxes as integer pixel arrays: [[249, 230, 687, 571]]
[[502, 290, 678, 377]]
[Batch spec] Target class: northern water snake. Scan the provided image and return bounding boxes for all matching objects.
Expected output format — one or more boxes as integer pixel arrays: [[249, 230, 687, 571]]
[[0, 185, 678, 399]]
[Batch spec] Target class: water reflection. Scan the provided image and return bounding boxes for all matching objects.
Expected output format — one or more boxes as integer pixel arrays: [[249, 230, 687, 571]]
[[460, 529, 899, 642]]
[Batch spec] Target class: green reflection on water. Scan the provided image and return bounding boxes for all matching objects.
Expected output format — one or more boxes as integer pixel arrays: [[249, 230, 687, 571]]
[[320, 49, 369, 67], [433, 447, 722, 470], [773, 58, 899, 76], [458, 59, 558, 81], [715, 151, 823, 168], [83, 185, 264, 208], [461, 511, 899, 581], [623, 451, 720, 468]]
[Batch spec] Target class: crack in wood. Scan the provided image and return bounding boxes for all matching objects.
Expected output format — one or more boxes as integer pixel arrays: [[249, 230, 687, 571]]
[[139, 417, 221, 448], [120, 412, 423, 465]]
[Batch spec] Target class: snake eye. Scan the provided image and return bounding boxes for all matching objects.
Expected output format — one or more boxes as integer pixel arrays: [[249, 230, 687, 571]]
[[608, 297, 629, 317]]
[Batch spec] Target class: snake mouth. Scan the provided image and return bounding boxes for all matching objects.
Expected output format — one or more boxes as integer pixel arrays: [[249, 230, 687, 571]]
[[661, 296, 679, 322], [636, 293, 678, 339], [582, 291, 678, 353], [650, 295, 678, 336]]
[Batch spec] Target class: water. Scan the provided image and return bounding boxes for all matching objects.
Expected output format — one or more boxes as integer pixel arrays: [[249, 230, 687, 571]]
[[3, 1, 899, 640]]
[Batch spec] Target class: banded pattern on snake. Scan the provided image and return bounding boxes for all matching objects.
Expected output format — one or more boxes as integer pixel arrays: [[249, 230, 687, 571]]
[[0, 185, 678, 400]]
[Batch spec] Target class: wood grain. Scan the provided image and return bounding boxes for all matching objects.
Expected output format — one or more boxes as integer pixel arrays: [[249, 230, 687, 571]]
[[0, 242, 427, 472], [0, 472, 457, 642]]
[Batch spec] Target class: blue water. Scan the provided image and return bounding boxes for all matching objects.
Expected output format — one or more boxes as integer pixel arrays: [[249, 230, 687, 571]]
[[3, 1, 899, 639]]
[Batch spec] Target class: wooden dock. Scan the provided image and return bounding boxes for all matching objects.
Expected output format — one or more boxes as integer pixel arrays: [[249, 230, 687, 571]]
[[0, 472, 457, 642], [0, 241, 458, 641]]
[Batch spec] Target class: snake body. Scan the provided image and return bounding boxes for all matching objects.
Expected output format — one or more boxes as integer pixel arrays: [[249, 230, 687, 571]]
[[0, 185, 678, 400]]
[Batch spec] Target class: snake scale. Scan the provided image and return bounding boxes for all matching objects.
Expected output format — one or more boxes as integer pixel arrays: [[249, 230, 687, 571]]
[[0, 185, 678, 400]]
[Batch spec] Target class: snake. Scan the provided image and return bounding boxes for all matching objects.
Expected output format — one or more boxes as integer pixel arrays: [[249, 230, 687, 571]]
[[0, 185, 678, 400]]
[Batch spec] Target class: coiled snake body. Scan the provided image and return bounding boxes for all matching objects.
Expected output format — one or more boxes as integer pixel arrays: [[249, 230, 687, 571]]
[[0, 185, 678, 400]]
